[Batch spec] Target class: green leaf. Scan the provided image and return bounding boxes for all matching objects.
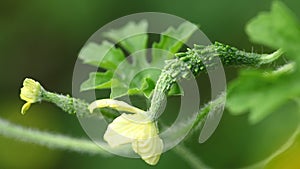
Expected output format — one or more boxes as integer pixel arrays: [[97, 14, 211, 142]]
[[80, 21, 191, 99], [78, 41, 125, 70], [152, 22, 198, 65], [227, 68, 300, 124], [246, 1, 300, 60], [108, 22, 194, 99], [103, 20, 148, 62], [80, 71, 113, 91], [79, 21, 148, 93]]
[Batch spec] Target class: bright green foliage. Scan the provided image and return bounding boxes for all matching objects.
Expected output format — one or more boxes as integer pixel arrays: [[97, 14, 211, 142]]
[[79, 20, 197, 98], [227, 68, 299, 124], [246, 1, 300, 60], [103, 20, 148, 55], [227, 1, 300, 123]]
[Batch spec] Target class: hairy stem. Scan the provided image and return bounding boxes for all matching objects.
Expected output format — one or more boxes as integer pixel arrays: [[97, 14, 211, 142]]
[[0, 117, 110, 156], [41, 90, 90, 117]]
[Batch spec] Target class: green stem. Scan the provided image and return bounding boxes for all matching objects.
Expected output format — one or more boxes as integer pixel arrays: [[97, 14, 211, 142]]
[[173, 145, 211, 169], [41, 90, 90, 117], [0, 117, 110, 156]]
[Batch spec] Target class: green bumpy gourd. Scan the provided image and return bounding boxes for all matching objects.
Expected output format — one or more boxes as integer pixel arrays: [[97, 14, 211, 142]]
[[176, 41, 275, 76], [148, 42, 282, 119]]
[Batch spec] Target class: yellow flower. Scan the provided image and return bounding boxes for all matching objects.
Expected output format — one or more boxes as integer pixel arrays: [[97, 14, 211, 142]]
[[89, 99, 163, 165], [20, 78, 43, 115]]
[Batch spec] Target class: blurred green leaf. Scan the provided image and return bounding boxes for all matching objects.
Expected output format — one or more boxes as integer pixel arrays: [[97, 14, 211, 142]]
[[246, 1, 300, 60], [227, 69, 300, 124], [227, 1, 300, 123]]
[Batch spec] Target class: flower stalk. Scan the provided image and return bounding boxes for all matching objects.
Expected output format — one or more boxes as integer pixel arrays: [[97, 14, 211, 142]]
[[41, 91, 90, 117]]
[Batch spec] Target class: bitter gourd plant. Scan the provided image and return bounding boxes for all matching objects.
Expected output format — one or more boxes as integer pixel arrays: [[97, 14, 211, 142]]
[[1, 1, 299, 169]]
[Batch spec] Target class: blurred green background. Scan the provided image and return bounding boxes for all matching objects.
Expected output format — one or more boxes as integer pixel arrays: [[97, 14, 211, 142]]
[[1, 0, 300, 169]]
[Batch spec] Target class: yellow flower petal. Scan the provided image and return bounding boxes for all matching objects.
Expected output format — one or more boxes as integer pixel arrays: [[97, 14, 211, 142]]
[[103, 113, 163, 165], [104, 113, 153, 146], [132, 136, 163, 165], [21, 102, 31, 115], [89, 99, 146, 114], [20, 78, 42, 103], [19, 78, 43, 115], [91, 99, 163, 165]]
